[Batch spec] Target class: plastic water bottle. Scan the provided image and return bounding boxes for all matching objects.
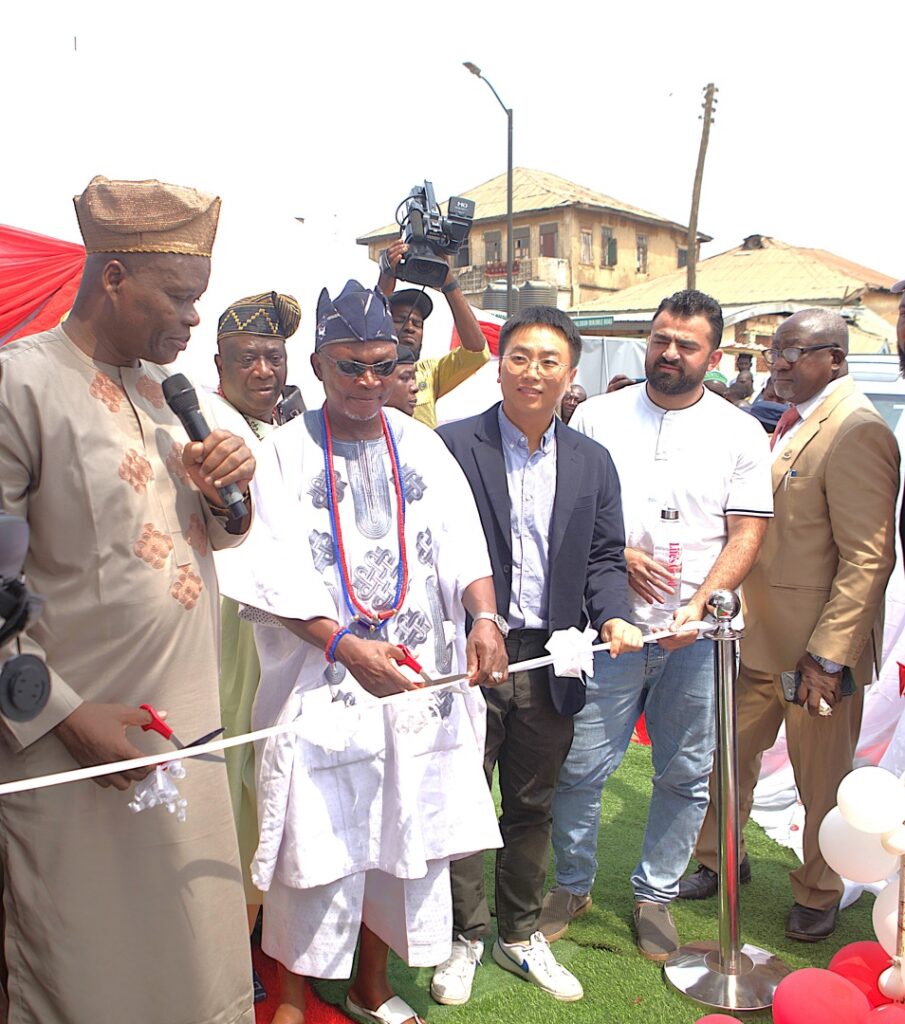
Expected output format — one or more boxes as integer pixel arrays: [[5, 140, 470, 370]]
[[651, 507, 683, 624]]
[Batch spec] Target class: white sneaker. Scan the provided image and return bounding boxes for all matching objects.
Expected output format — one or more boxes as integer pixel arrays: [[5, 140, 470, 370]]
[[431, 935, 484, 1005], [492, 931, 584, 1001]]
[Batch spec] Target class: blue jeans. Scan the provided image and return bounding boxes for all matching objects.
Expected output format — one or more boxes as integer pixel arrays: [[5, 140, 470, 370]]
[[551, 639, 715, 904]]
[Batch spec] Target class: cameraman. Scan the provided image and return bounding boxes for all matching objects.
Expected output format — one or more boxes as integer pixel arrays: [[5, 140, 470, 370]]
[[379, 239, 489, 428]]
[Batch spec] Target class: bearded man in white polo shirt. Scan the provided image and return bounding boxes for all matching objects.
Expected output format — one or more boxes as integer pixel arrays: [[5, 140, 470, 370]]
[[538, 289, 773, 961]]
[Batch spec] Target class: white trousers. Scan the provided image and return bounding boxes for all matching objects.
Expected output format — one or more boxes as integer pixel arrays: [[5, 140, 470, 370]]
[[262, 860, 453, 978]]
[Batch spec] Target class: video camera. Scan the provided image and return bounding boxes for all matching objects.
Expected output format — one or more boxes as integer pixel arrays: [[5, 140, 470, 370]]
[[0, 511, 50, 722], [395, 180, 475, 289]]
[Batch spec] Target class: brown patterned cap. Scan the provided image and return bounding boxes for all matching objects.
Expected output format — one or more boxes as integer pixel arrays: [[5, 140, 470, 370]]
[[73, 175, 221, 256], [218, 292, 301, 340]]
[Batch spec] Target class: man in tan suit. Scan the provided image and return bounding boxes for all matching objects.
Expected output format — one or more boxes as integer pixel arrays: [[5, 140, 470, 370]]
[[681, 308, 899, 941]]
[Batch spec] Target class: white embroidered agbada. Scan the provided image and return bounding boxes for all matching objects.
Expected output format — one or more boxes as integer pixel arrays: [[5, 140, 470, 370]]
[[221, 407, 502, 976]]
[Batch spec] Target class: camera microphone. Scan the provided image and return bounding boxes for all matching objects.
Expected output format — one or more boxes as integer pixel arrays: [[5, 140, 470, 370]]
[[162, 374, 249, 521], [0, 511, 50, 722]]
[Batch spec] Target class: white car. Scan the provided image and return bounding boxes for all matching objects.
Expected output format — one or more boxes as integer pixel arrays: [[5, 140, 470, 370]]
[[848, 355, 905, 433]]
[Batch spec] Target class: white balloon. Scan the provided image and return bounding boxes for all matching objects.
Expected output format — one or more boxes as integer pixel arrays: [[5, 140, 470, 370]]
[[819, 807, 901, 883], [879, 965, 905, 1000], [838, 767, 905, 834], [873, 878, 901, 956], [883, 826, 905, 856]]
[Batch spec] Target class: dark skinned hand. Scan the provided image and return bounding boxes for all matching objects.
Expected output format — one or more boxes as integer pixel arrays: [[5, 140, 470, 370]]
[[182, 429, 255, 508], [795, 652, 843, 718], [54, 703, 157, 790], [466, 619, 508, 687], [335, 635, 419, 698]]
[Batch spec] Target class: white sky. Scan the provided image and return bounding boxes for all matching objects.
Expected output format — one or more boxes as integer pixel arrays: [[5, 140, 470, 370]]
[[4, 0, 903, 394]]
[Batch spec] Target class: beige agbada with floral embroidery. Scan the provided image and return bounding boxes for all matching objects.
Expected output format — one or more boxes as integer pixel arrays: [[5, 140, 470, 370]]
[[0, 324, 253, 1024]]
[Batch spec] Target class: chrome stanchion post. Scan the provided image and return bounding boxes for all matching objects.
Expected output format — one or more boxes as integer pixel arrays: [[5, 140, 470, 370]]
[[664, 590, 790, 1012], [713, 591, 741, 971]]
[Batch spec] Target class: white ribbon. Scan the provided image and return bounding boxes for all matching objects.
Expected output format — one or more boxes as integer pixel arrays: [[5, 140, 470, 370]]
[[0, 622, 708, 796]]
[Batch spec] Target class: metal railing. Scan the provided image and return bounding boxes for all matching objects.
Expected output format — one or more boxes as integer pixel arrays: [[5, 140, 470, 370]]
[[457, 257, 570, 294]]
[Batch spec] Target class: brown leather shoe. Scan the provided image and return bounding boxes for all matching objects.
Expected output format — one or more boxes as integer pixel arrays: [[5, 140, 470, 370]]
[[677, 857, 752, 900], [785, 902, 838, 942]]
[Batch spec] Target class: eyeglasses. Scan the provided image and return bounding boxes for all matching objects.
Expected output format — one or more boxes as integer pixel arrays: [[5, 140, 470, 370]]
[[502, 353, 568, 377], [319, 352, 397, 378], [764, 343, 840, 365]]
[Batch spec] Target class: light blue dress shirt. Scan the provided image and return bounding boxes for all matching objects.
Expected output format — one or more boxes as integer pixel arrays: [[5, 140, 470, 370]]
[[498, 406, 558, 630]]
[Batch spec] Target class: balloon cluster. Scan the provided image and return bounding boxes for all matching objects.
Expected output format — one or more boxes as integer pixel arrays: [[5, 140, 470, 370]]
[[694, 959, 905, 1024], [819, 766, 905, 989]]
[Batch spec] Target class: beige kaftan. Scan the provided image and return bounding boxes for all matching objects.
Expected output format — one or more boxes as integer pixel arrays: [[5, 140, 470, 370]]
[[0, 326, 253, 1024]]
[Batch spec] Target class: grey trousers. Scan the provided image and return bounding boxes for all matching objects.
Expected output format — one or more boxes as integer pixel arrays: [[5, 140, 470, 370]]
[[450, 629, 575, 943]]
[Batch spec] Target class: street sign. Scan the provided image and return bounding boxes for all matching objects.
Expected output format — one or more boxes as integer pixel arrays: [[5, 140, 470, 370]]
[[571, 315, 614, 329]]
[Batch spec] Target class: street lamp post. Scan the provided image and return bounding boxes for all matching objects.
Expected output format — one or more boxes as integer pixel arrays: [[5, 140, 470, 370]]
[[464, 62, 514, 317]]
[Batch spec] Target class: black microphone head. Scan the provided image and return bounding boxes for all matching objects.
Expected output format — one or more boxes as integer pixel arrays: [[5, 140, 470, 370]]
[[162, 373, 200, 416]]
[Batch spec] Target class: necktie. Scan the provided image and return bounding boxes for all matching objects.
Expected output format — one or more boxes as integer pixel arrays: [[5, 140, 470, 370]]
[[770, 406, 801, 450]]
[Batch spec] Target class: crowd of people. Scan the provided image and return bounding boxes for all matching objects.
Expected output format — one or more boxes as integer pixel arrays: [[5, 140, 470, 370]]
[[0, 175, 902, 1024]]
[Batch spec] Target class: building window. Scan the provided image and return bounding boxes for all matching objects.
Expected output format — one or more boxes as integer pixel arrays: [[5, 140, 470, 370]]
[[513, 226, 530, 261], [539, 223, 558, 258], [580, 229, 593, 265], [454, 241, 470, 268], [600, 226, 617, 267], [677, 247, 688, 269], [484, 231, 502, 263], [636, 233, 649, 274]]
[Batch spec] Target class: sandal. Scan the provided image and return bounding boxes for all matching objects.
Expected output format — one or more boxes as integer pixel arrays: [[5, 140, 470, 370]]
[[344, 994, 426, 1024]]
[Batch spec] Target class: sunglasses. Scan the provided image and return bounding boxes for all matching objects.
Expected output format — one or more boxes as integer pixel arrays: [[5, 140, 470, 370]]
[[320, 352, 397, 378]]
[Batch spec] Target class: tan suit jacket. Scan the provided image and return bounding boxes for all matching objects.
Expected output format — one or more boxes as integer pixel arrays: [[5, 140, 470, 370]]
[[741, 376, 899, 685]]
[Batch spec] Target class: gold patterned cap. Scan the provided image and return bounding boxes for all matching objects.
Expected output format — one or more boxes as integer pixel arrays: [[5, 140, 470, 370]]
[[218, 292, 301, 341], [73, 175, 221, 256]]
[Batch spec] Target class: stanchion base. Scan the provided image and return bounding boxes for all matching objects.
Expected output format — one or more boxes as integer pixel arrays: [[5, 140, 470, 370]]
[[664, 940, 791, 1012]]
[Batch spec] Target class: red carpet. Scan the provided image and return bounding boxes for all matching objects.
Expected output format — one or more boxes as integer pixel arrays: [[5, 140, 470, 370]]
[[253, 946, 352, 1023], [632, 712, 651, 745]]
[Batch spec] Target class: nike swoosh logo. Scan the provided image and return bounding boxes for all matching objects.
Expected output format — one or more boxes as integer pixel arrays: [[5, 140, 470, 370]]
[[499, 945, 531, 973]]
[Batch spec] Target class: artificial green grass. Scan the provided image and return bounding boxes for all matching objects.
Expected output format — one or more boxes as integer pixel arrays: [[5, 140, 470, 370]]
[[315, 742, 876, 1022]]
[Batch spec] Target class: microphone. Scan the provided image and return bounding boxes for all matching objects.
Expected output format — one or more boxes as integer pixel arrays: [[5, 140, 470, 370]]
[[162, 374, 249, 521]]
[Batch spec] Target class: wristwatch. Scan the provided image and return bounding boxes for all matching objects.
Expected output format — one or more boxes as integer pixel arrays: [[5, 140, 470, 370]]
[[472, 612, 510, 638], [810, 653, 844, 673]]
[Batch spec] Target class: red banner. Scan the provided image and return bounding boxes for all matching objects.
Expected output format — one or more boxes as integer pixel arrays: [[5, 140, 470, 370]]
[[0, 225, 85, 345]]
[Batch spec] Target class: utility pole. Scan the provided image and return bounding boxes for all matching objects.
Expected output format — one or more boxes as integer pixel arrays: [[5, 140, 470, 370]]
[[686, 83, 718, 290]]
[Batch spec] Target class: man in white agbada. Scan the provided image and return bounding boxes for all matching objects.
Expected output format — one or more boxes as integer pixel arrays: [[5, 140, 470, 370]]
[[226, 281, 506, 1024]]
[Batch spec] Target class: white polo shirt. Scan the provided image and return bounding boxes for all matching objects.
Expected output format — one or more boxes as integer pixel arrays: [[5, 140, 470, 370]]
[[570, 383, 773, 625]]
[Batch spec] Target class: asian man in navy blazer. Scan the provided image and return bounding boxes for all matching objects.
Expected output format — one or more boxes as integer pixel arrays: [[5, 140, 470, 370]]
[[430, 306, 641, 1005]]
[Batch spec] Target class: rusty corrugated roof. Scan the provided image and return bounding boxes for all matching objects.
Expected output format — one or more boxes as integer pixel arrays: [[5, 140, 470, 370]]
[[576, 236, 897, 312], [357, 168, 706, 243]]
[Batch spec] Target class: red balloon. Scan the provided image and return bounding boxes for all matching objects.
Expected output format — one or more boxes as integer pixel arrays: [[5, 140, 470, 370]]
[[862, 1008, 905, 1021], [694, 1017, 744, 1023], [829, 941, 893, 1007], [773, 968, 870, 1024]]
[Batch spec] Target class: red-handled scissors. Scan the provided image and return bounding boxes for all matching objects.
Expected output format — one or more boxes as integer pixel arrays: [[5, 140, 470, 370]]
[[140, 704, 225, 761], [395, 645, 468, 687]]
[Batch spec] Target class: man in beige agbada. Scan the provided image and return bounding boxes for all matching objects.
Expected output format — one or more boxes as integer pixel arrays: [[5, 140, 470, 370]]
[[0, 176, 255, 1024]]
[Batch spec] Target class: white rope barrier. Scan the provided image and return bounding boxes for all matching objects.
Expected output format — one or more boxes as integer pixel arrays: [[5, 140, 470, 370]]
[[0, 624, 706, 796]]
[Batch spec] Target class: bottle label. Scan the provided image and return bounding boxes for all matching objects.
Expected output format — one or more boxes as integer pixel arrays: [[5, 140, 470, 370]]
[[665, 541, 682, 573]]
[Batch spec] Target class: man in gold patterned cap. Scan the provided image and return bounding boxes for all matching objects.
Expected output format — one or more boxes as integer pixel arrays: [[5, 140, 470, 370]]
[[215, 291, 303, 430], [0, 176, 255, 1024], [209, 289, 302, 1005]]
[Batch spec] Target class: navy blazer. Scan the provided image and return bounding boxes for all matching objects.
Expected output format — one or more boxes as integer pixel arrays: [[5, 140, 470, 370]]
[[438, 403, 631, 716]]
